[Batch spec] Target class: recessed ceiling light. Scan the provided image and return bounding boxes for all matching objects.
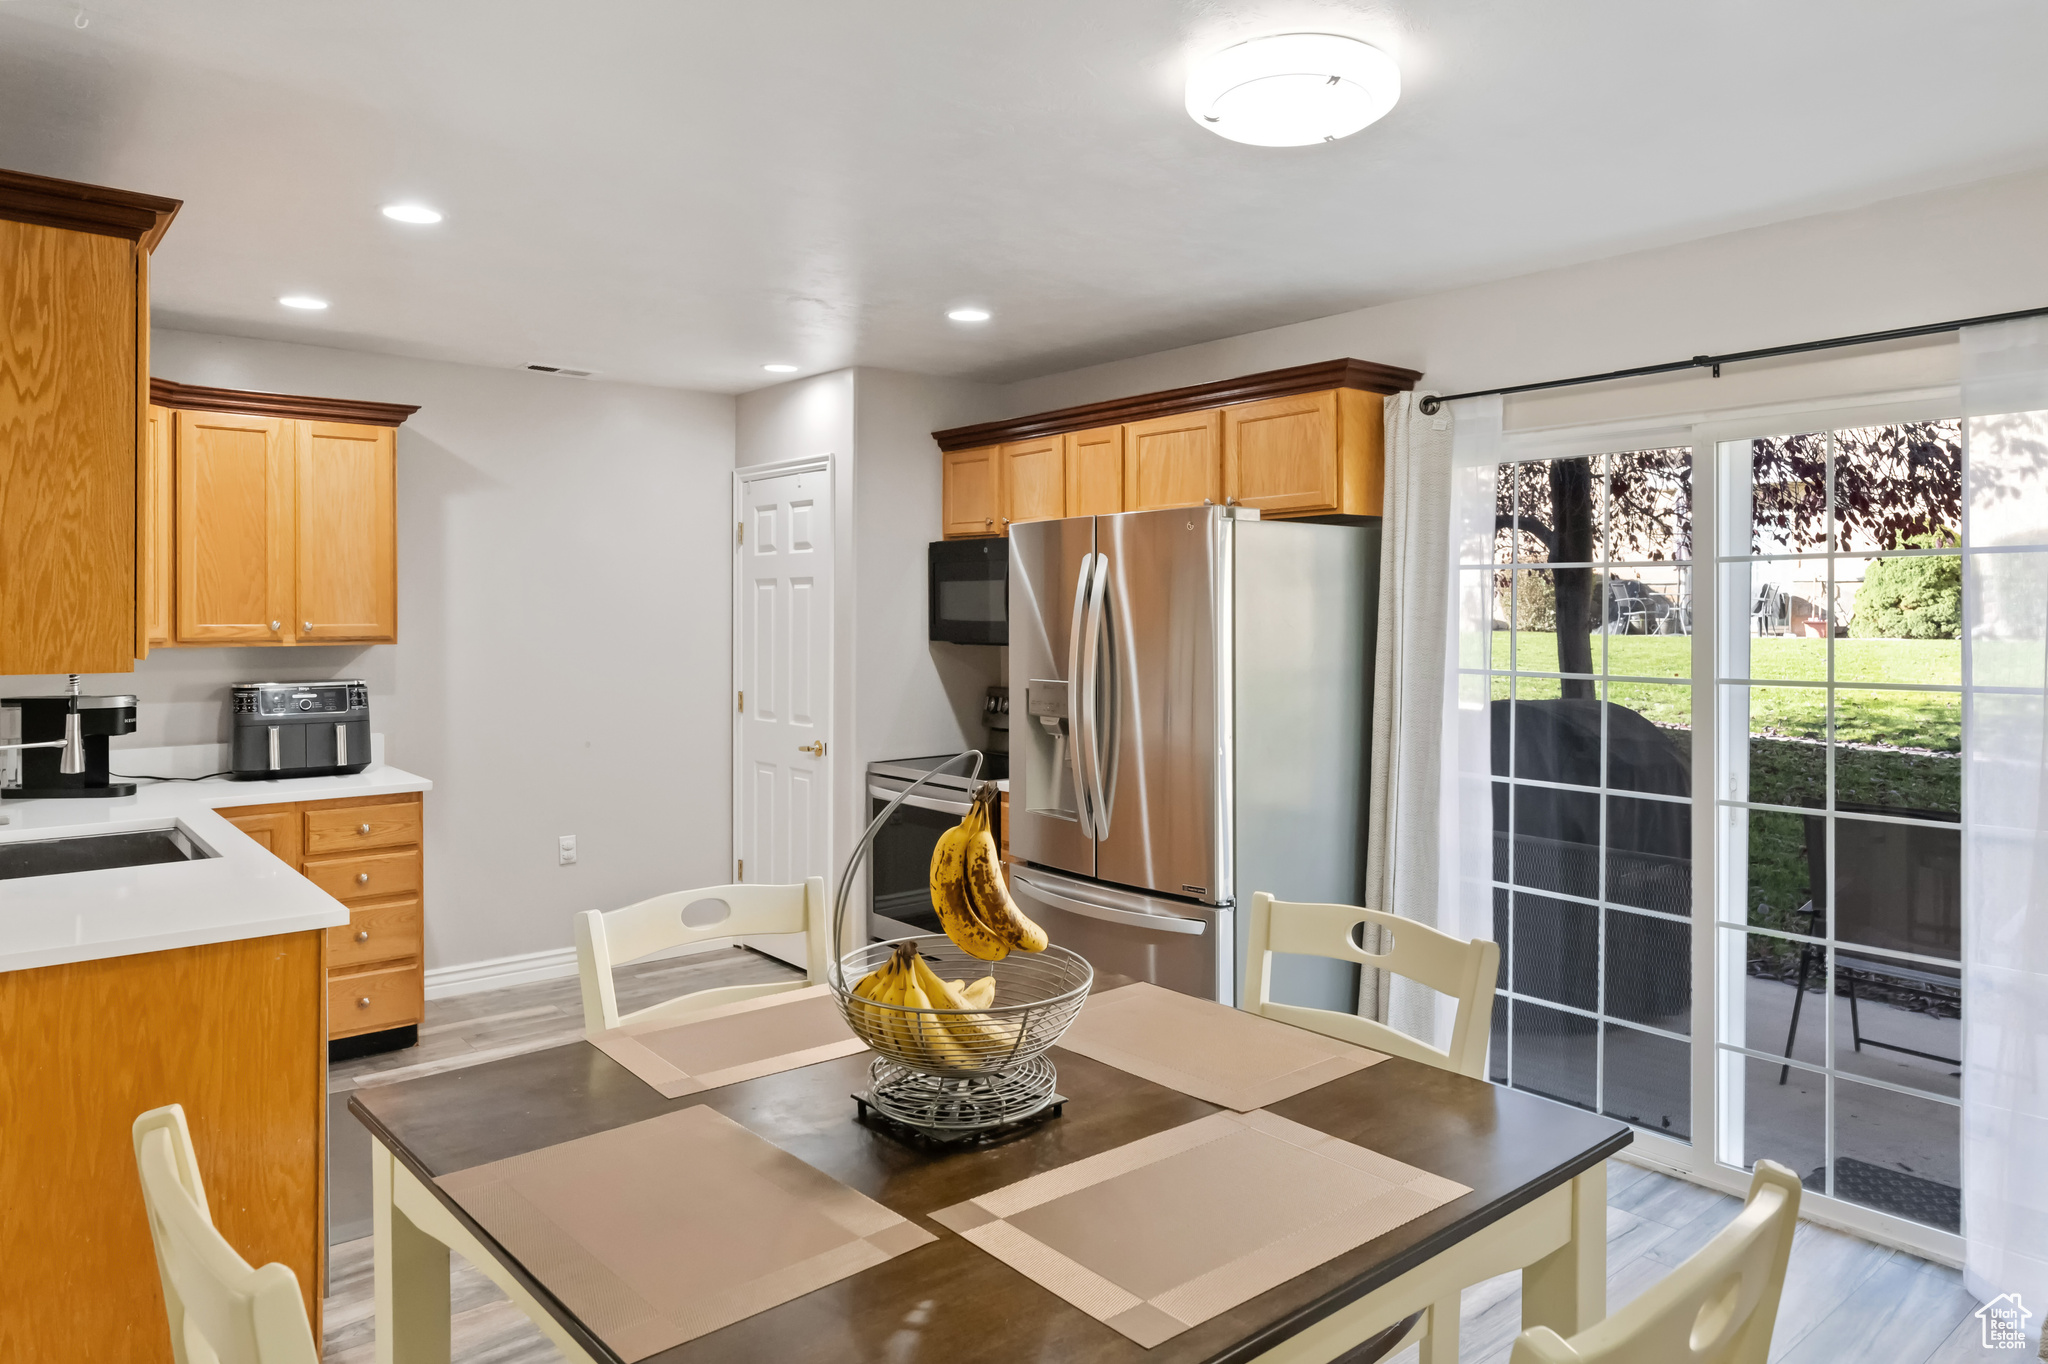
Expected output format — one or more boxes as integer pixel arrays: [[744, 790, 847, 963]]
[[947, 308, 991, 323], [278, 295, 329, 310], [762, 363, 799, 373], [1185, 33, 1400, 147], [381, 204, 443, 224]]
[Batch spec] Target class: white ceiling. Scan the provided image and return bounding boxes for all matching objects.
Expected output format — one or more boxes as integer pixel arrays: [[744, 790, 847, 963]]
[[4, 1, 2047, 392]]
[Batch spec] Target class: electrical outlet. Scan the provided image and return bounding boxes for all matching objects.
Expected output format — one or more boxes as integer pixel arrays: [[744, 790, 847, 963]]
[[558, 835, 578, 866]]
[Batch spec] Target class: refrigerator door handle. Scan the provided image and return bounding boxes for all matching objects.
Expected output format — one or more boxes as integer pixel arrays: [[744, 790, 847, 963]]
[[1066, 551, 1097, 831], [1078, 552, 1112, 839], [1012, 868, 1208, 935]]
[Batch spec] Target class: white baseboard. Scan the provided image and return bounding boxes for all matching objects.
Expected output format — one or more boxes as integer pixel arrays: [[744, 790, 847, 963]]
[[424, 946, 579, 1000]]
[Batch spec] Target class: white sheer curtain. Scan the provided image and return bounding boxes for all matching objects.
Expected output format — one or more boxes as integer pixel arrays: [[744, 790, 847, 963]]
[[1444, 395, 1505, 965], [1960, 318, 2048, 1322]]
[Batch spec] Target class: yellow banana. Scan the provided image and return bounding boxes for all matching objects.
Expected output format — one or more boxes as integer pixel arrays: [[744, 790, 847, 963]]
[[928, 820, 1008, 962], [965, 826, 1047, 952], [961, 976, 996, 1010]]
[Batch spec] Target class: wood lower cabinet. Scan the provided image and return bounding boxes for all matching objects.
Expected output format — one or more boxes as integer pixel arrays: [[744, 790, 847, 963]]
[[147, 382, 415, 648], [0, 930, 326, 1360], [942, 443, 1004, 538], [223, 790, 425, 1042], [1125, 409, 1222, 511]]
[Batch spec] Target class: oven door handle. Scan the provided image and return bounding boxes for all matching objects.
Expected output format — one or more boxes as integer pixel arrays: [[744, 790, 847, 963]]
[[1011, 869, 1208, 935], [867, 784, 973, 817]]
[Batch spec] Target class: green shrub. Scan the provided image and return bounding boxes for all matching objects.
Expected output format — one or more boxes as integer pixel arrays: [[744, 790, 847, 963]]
[[1854, 551, 1961, 639]]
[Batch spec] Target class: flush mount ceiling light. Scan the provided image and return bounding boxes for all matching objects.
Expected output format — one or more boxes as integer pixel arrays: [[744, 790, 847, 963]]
[[762, 363, 799, 373], [278, 295, 329, 310], [947, 307, 991, 323], [381, 204, 443, 224], [1184, 33, 1400, 147]]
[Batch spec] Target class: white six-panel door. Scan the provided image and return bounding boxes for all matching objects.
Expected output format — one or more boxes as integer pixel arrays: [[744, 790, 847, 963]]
[[733, 459, 833, 965]]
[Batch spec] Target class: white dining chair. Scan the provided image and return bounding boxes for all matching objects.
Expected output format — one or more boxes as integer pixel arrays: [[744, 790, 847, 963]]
[[1509, 1161, 1803, 1364], [1243, 892, 1501, 1080], [1243, 892, 1503, 1364], [131, 1103, 319, 1364], [575, 876, 831, 1033]]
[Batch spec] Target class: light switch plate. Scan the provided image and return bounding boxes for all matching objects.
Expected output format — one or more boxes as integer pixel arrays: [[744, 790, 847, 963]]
[[558, 834, 577, 866]]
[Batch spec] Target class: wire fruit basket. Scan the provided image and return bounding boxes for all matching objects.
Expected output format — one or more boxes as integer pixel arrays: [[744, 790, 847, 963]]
[[828, 750, 1092, 1135]]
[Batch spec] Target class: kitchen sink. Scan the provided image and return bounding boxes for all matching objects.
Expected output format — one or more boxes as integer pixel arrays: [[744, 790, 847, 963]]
[[0, 826, 216, 881]]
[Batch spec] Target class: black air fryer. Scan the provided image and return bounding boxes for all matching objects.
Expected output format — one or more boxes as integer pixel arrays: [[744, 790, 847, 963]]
[[231, 681, 371, 779]]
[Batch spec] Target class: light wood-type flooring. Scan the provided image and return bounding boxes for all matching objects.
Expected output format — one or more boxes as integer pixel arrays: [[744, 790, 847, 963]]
[[320, 951, 2008, 1363]]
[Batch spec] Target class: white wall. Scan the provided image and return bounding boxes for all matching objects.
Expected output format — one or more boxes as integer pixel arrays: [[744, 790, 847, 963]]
[[0, 331, 739, 972], [990, 166, 2048, 426]]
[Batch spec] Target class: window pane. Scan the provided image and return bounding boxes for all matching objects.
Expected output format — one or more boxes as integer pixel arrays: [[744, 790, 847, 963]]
[[1736, 1053, 1826, 1178], [1966, 549, 2048, 688], [1605, 908, 1689, 1031], [1511, 1000, 1597, 1111], [1604, 682, 1691, 794], [1492, 887, 1510, 989], [1832, 950, 1960, 1100], [1511, 786, 1600, 898], [1728, 559, 1832, 678], [1728, 929, 1824, 1067], [1489, 995, 1509, 1083], [1743, 809, 1820, 935], [1601, 567, 1691, 650], [1830, 816, 1961, 962], [1832, 688, 1960, 817], [1730, 684, 1827, 809], [1835, 555, 1962, 685], [1513, 893, 1597, 1010], [1746, 432, 1828, 556], [1511, 568, 1600, 679], [1500, 688, 1599, 786], [1967, 409, 2048, 548], [1607, 795, 1690, 915], [1511, 455, 1604, 564], [1831, 1078, 1960, 1232], [1605, 447, 1693, 563], [1604, 1023, 1690, 1139], [1832, 422, 1961, 554]]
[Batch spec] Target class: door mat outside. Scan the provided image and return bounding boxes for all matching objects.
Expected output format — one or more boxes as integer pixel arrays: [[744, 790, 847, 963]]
[[1056, 981, 1386, 1111], [437, 1104, 934, 1361], [589, 984, 867, 1098], [930, 1108, 1469, 1349], [1805, 1157, 1960, 1233]]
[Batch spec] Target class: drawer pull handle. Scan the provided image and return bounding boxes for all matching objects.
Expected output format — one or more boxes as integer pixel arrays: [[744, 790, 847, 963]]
[[357, 996, 371, 1009], [356, 872, 370, 885], [358, 823, 371, 835], [355, 930, 370, 943]]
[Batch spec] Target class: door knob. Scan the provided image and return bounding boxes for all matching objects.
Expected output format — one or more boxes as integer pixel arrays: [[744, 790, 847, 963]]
[[357, 996, 371, 1009], [797, 740, 827, 757], [355, 930, 370, 943], [303, 621, 313, 632], [358, 823, 371, 835], [270, 620, 281, 631], [356, 872, 370, 884]]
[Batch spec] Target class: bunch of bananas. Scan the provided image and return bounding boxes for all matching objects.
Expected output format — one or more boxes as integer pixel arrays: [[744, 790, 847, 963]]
[[929, 782, 1049, 960], [850, 941, 1002, 1066]]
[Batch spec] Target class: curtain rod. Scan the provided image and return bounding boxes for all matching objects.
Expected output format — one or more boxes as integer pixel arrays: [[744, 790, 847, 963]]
[[1414, 304, 2048, 416]]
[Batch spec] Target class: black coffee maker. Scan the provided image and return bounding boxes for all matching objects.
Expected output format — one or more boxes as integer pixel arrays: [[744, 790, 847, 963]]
[[0, 675, 138, 799]]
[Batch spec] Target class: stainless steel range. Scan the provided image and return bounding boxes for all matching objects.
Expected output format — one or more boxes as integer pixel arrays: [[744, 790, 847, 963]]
[[865, 752, 1007, 941]]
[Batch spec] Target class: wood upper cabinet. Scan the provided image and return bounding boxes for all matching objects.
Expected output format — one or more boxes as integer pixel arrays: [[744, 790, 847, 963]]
[[1064, 425, 1124, 516], [297, 421, 397, 642], [1125, 409, 1222, 511], [1000, 435, 1064, 528], [1223, 388, 1384, 517], [943, 443, 1003, 538], [0, 170, 178, 675], [139, 403, 173, 651], [174, 409, 295, 643]]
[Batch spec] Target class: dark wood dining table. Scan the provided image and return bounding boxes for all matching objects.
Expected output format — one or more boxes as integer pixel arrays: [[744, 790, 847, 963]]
[[351, 980, 1630, 1364]]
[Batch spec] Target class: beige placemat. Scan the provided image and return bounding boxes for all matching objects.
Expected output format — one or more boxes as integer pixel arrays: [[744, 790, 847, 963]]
[[437, 1104, 935, 1362], [931, 1109, 1468, 1348], [588, 985, 867, 1098], [1056, 981, 1386, 1110]]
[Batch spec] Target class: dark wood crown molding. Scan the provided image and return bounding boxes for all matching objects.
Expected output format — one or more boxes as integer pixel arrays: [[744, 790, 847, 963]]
[[930, 357, 1423, 451], [0, 168, 182, 253], [150, 379, 421, 428]]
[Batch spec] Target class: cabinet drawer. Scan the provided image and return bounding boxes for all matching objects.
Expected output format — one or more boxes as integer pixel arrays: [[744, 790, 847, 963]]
[[304, 799, 421, 855], [327, 897, 421, 970], [304, 848, 421, 903], [328, 962, 420, 1037]]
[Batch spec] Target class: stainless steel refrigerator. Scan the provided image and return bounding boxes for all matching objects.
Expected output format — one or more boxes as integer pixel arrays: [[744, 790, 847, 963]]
[[1007, 505, 1379, 1011]]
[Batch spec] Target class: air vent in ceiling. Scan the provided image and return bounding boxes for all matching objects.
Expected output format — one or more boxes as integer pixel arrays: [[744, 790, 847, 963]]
[[526, 364, 593, 378]]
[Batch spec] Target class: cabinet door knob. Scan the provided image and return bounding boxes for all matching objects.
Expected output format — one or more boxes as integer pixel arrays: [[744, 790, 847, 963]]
[[357, 996, 372, 1009], [356, 872, 370, 885], [358, 823, 372, 835], [355, 930, 370, 943], [303, 620, 313, 632], [270, 620, 281, 631]]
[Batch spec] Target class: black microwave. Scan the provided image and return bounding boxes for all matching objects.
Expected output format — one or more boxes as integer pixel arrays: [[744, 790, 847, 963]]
[[929, 539, 1007, 645]]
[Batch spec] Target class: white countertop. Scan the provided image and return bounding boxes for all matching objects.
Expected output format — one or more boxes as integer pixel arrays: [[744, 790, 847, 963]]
[[0, 761, 431, 974]]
